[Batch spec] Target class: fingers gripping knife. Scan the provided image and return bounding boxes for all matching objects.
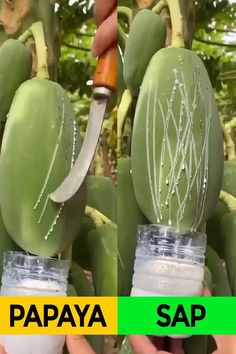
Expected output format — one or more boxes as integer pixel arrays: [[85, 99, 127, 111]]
[[50, 45, 117, 203]]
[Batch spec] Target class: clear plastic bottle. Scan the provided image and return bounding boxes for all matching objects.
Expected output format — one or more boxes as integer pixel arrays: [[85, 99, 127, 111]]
[[0, 251, 69, 354], [131, 225, 206, 338]]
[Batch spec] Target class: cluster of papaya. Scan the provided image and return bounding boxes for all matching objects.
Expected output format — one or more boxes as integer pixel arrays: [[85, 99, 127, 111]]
[[0, 2, 117, 353], [118, 0, 234, 353]]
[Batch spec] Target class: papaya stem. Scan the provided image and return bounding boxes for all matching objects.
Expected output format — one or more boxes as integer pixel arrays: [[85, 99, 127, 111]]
[[85, 206, 111, 228], [225, 117, 236, 130], [220, 190, 236, 211], [221, 119, 236, 161], [117, 89, 133, 158], [30, 21, 49, 80], [152, 0, 167, 14], [118, 6, 132, 27], [165, 0, 185, 48], [118, 24, 127, 53], [18, 28, 33, 43]]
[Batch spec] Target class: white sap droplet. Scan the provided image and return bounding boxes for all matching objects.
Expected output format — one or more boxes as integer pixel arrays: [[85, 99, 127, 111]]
[[165, 201, 169, 206], [182, 164, 185, 171], [166, 179, 169, 185], [204, 177, 207, 183], [161, 162, 164, 167], [168, 219, 172, 226]]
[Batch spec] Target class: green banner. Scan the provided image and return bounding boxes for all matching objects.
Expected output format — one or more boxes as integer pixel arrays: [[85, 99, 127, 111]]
[[118, 297, 236, 335]]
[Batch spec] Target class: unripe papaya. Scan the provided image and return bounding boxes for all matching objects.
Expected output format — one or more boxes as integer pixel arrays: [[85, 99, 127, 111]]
[[118, 157, 148, 296], [206, 246, 232, 296], [72, 175, 116, 270], [207, 160, 236, 255], [0, 78, 86, 256], [131, 48, 223, 231], [88, 222, 117, 296], [219, 210, 236, 295], [0, 39, 32, 122], [123, 9, 166, 98]]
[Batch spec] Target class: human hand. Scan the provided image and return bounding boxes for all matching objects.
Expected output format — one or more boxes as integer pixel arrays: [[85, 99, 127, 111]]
[[128, 335, 236, 354], [128, 289, 236, 354], [92, 0, 117, 57], [0, 335, 96, 354], [66, 335, 96, 353]]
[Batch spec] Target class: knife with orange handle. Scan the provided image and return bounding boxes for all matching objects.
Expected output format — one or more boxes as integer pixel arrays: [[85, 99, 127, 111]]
[[50, 45, 117, 203]]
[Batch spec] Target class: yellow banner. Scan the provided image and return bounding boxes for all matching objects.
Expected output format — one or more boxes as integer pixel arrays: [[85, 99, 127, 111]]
[[0, 297, 117, 335]]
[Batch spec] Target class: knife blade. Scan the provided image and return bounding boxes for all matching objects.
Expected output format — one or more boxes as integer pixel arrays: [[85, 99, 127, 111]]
[[50, 45, 117, 203]]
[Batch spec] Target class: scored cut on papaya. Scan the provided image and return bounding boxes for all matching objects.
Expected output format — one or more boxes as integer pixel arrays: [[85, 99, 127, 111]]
[[0, 39, 32, 123], [0, 78, 86, 257], [123, 9, 166, 98], [118, 157, 148, 296], [131, 47, 223, 231], [87, 222, 117, 296]]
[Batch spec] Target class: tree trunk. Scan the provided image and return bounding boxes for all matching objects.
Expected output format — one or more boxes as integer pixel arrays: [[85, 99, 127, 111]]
[[0, 0, 59, 79]]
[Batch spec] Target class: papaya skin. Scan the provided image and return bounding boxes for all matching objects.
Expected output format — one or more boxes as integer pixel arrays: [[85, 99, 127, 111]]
[[0, 78, 86, 256], [131, 47, 223, 231], [123, 9, 166, 98]]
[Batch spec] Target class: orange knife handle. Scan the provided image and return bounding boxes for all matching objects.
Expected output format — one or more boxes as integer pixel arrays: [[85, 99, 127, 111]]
[[93, 45, 117, 92]]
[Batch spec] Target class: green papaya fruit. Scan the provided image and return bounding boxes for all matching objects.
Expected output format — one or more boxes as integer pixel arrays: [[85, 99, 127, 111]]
[[86, 175, 117, 222], [0, 78, 86, 257], [219, 209, 236, 295], [0, 0, 59, 79], [67, 284, 77, 296], [205, 246, 232, 296], [131, 48, 223, 231], [123, 9, 166, 98], [69, 261, 94, 296], [67, 262, 103, 354], [118, 157, 148, 296], [0, 39, 32, 122], [72, 175, 116, 270], [72, 217, 95, 271], [88, 222, 117, 296], [203, 266, 213, 294], [207, 160, 236, 255]]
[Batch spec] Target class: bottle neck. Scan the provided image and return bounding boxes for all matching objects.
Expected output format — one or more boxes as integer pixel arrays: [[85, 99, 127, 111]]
[[1, 252, 69, 293], [136, 225, 206, 266]]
